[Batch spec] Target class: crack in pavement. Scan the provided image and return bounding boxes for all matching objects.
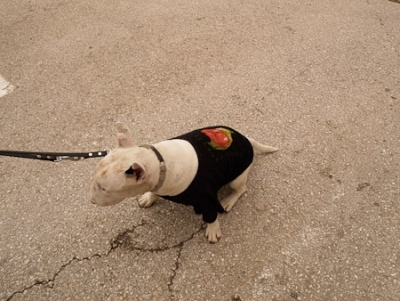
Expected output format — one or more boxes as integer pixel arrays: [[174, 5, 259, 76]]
[[6, 220, 204, 301], [167, 225, 205, 299], [6, 254, 103, 301], [110, 221, 204, 300]]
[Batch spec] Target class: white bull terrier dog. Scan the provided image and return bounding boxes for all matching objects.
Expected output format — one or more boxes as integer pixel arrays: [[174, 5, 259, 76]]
[[90, 122, 278, 243]]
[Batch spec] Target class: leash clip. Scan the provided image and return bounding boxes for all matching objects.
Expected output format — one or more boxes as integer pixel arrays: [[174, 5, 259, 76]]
[[54, 149, 111, 162], [55, 156, 83, 162]]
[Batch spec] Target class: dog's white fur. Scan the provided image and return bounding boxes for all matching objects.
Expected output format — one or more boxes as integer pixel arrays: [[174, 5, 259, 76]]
[[90, 122, 278, 243]]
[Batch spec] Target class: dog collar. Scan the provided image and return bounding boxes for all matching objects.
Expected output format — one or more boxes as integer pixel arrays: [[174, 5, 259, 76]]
[[140, 144, 166, 192]]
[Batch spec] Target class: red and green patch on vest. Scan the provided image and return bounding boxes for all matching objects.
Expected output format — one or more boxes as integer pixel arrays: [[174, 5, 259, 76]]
[[201, 128, 233, 150]]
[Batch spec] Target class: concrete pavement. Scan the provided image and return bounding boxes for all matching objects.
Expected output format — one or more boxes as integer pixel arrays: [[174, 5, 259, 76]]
[[1, 0, 399, 300]]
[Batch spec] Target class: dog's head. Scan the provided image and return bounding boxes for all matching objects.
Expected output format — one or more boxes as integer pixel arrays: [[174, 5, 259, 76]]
[[90, 147, 153, 206], [90, 122, 151, 206]]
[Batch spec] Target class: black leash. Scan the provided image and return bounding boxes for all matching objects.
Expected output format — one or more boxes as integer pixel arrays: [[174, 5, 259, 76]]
[[0, 149, 110, 162]]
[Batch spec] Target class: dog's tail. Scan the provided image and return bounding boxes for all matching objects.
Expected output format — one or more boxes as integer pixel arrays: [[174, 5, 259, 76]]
[[248, 137, 279, 154]]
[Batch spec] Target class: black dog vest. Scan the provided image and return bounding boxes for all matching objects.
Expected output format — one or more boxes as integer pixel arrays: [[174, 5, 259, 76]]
[[158, 126, 254, 223]]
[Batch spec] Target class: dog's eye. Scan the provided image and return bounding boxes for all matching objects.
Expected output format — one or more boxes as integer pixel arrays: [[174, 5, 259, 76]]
[[97, 183, 106, 192]]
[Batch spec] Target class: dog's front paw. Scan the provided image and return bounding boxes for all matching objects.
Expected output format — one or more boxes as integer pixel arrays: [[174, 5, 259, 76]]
[[205, 219, 222, 243], [138, 192, 157, 208]]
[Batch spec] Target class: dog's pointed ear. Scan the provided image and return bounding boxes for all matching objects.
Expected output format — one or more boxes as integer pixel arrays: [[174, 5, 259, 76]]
[[117, 122, 134, 148], [125, 163, 146, 183]]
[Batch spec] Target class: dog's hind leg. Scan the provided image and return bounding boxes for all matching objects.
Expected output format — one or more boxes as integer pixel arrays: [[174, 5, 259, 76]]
[[220, 166, 251, 212]]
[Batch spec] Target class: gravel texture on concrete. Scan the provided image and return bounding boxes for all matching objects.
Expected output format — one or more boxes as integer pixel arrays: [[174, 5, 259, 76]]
[[1, 0, 399, 300]]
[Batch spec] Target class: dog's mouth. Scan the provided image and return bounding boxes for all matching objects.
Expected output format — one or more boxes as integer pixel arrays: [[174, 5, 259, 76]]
[[89, 183, 108, 205], [90, 185, 124, 206], [91, 198, 123, 207], [90, 196, 117, 206]]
